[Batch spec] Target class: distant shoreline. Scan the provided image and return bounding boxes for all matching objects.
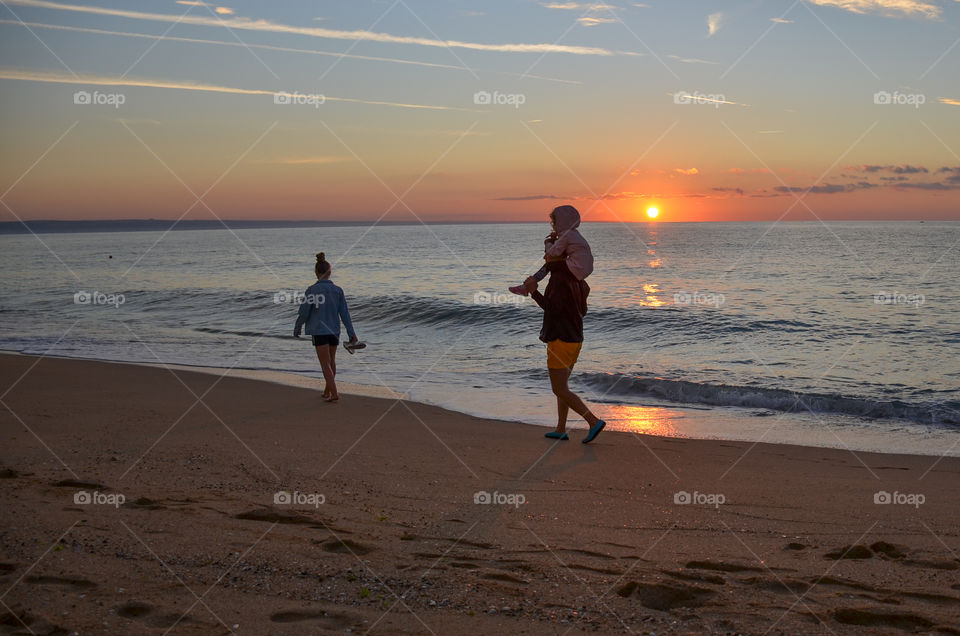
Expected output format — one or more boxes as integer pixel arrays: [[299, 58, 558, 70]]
[[0, 218, 946, 235]]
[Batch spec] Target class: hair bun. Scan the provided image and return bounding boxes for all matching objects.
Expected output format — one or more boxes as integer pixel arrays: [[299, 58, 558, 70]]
[[316, 252, 326, 262]]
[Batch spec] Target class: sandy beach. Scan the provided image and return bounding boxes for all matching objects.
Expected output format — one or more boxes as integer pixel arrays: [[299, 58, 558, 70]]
[[1, 354, 958, 635]]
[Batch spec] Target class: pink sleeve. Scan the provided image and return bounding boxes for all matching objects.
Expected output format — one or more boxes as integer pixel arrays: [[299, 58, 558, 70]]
[[544, 233, 569, 258]]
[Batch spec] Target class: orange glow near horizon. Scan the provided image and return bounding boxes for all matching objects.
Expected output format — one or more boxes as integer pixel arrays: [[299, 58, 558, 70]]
[[598, 405, 685, 437]]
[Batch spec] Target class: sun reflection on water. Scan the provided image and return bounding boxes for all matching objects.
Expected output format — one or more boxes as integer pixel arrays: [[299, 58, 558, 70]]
[[598, 404, 686, 437]]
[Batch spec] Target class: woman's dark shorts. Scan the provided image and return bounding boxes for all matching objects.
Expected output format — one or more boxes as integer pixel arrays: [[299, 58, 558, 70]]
[[311, 334, 339, 347]]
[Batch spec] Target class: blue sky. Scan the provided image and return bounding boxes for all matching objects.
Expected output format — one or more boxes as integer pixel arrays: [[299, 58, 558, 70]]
[[1, 0, 959, 221]]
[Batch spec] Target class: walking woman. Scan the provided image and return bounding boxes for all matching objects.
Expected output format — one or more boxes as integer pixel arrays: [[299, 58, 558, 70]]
[[294, 252, 358, 402], [526, 257, 606, 443]]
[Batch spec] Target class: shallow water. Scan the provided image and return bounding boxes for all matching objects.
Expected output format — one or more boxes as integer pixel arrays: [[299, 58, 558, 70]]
[[1, 221, 957, 455]]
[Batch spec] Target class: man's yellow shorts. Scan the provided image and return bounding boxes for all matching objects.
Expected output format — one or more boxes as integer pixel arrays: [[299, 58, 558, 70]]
[[546, 339, 583, 370]]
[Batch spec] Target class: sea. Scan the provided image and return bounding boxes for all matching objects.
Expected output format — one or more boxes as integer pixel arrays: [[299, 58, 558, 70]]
[[1, 221, 958, 457]]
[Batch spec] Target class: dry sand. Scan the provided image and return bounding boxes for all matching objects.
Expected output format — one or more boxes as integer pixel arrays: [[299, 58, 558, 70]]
[[1, 354, 958, 635]]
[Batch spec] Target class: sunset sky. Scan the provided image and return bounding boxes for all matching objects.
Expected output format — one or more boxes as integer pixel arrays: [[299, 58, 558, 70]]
[[1, 0, 959, 223]]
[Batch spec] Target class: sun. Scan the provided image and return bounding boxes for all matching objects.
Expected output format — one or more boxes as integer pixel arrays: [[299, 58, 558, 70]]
[[646, 206, 660, 219]]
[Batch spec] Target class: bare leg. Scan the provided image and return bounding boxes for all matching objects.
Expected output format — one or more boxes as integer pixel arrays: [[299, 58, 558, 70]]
[[316, 346, 331, 398], [314, 345, 338, 400], [556, 396, 569, 433], [549, 367, 598, 427], [329, 344, 337, 378]]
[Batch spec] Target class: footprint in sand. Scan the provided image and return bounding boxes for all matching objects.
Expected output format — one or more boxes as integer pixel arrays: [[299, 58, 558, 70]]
[[114, 601, 204, 629], [270, 609, 358, 629], [567, 563, 624, 575], [824, 544, 873, 560], [869, 541, 908, 559], [235, 508, 318, 526], [123, 497, 166, 510], [321, 538, 374, 556], [902, 558, 959, 570], [0, 606, 69, 634], [448, 562, 480, 569], [53, 479, 106, 490], [661, 569, 725, 586], [833, 608, 935, 631], [684, 560, 764, 573], [616, 582, 715, 611], [736, 576, 810, 595], [25, 575, 96, 589], [815, 576, 878, 593]]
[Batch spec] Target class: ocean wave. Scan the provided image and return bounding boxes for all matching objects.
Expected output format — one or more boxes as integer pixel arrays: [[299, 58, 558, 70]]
[[103, 291, 892, 343], [347, 295, 831, 339], [578, 372, 960, 426]]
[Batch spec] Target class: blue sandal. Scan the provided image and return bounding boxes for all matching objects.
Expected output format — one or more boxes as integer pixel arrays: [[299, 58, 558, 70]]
[[582, 420, 606, 444], [544, 431, 569, 440]]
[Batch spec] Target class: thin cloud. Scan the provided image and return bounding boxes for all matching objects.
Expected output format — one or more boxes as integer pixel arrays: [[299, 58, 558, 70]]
[[4, 19, 583, 85], [708, 12, 724, 37], [541, 2, 615, 9], [855, 164, 928, 173], [253, 156, 354, 165], [807, 0, 942, 19], [578, 16, 617, 26], [667, 54, 720, 65], [175, 0, 233, 13], [674, 167, 699, 176], [940, 97, 960, 106], [8, 0, 629, 56], [936, 166, 960, 183], [893, 181, 959, 190], [0, 68, 478, 111], [0, 20, 534, 79], [774, 184, 850, 194], [494, 194, 566, 201], [771, 17, 794, 23]]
